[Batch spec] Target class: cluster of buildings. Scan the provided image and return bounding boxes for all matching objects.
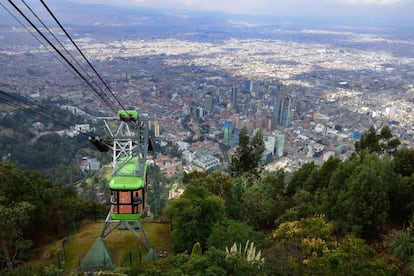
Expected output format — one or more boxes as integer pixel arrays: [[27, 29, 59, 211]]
[[2, 26, 414, 175]]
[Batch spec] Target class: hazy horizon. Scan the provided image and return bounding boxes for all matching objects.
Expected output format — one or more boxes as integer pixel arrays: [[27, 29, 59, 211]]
[[0, 0, 413, 28]]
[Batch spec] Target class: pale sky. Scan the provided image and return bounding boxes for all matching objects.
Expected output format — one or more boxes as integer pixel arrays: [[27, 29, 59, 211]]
[[66, 0, 414, 25], [68, 0, 412, 15], [1, 0, 413, 26]]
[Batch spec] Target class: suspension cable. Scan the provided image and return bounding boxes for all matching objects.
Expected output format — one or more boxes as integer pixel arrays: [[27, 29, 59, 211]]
[[19, 0, 120, 114], [0, 89, 70, 128], [39, 0, 128, 112], [7, 0, 119, 114]]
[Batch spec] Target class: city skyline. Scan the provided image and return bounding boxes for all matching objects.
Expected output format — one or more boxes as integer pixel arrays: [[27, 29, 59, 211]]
[[0, 0, 413, 172]]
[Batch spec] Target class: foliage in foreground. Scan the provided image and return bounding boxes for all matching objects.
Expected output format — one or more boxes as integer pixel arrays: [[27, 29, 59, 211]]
[[131, 247, 266, 276], [266, 216, 396, 275], [0, 162, 98, 273], [159, 125, 412, 274], [163, 185, 225, 252], [2, 124, 414, 275]]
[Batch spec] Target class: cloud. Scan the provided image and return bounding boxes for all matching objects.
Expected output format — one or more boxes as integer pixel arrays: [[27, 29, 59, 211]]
[[69, 0, 414, 9], [66, 0, 414, 21], [339, 0, 410, 5]]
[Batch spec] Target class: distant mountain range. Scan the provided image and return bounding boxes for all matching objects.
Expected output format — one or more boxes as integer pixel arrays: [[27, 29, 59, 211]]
[[0, 0, 411, 41]]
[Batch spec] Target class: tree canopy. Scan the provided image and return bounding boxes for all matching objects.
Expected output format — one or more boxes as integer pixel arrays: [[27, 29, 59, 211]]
[[164, 185, 225, 252], [0, 162, 98, 272], [2, 122, 413, 275], [229, 127, 265, 178], [355, 125, 400, 156]]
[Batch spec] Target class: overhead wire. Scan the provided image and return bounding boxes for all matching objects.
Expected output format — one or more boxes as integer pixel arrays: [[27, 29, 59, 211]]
[[0, 1, 52, 53], [0, 89, 72, 129], [19, 0, 122, 115], [0, 2, 155, 178], [0, 0, 96, 130], [19, 0, 102, 87], [0, 90, 55, 123], [0, 1, 117, 116], [0, 89, 94, 139], [6, 0, 120, 114], [0, 2, 116, 139], [0, 94, 37, 116], [39, 0, 127, 112], [0, 2, 85, 86]]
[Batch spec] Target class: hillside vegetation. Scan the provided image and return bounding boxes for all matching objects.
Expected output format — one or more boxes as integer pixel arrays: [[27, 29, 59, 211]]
[[136, 125, 414, 275], [1, 124, 414, 275]]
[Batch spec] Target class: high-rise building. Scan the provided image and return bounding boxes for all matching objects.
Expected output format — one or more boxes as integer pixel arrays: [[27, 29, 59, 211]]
[[212, 95, 219, 107], [148, 120, 153, 131], [272, 85, 284, 128], [244, 80, 253, 93], [276, 134, 285, 157], [231, 87, 238, 110], [264, 118, 272, 131], [272, 85, 292, 128], [224, 121, 233, 142], [196, 107, 205, 118], [153, 121, 160, 137], [204, 95, 213, 112], [221, 109, 231, 120], [281, 95, 292, 127], [265, 135, 276, 155]]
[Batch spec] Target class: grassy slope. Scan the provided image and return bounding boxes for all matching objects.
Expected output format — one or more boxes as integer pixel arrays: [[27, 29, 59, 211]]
[[27, 218, 172, 273], [27, 160, 171, 272], [67, 219, 172, 271]]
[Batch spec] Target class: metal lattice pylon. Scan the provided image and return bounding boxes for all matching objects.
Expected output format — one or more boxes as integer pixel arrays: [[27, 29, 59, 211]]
[[95, 112, 152, 251]]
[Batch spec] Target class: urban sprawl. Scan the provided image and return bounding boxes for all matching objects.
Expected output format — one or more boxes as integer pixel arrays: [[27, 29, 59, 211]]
[[2, 26, 414, 175]]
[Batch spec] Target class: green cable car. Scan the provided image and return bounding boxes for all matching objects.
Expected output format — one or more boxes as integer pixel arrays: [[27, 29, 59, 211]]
[[109, 157, 148, 220], [89, 110, 153, 251]]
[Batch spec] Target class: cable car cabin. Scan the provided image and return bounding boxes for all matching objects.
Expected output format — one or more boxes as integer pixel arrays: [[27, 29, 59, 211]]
[[109, 157, 147, 220], [118, 109, 138, 122], [109, 188, 144, 220]]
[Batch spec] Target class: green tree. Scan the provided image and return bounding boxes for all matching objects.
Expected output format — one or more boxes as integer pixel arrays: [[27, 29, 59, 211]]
[[355, 126, 380, 154], [355, 125, 400, 156], [0, 162, 92, 249], [323, 153, 395, 237], [275, 189, 319, 226], [322, 156, 359, 227], [379, 125, 401, 155], [266, 216, 394, 275], [0, 196, 34, 273], [251, 129, 265, 169], [394, 148, 414, 177], [260, 170, 286, 200], [146, 164, 169, 218], [389, 175, 414, 221], [241, 182, 275, 230], [286, 162, 316, 196], [164, 185, 225, 252], [229, 127, 265, 177], [308, 235, 395, 275], [265, 216, 335, 275], [303, 156, 342, 193], [207, 218, 264, 250], [225, 177, 246, 220], [183, 171, 234, 202]]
